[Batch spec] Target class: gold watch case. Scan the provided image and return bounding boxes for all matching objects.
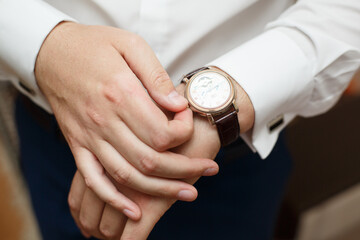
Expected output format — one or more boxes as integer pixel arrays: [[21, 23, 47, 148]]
[[183, 66, 238, 125]]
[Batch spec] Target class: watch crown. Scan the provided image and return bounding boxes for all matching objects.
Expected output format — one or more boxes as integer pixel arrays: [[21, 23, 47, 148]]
[[182, 77, 190, 84], [207, 114, 216, 125]]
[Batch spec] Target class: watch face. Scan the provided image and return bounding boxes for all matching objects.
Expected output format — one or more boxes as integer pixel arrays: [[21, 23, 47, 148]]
[[189, 71, 232, 109]]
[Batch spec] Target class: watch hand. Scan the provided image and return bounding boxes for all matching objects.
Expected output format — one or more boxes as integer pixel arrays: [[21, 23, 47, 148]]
[[206, 85, 219, 94], [198, 77, 212, 87]]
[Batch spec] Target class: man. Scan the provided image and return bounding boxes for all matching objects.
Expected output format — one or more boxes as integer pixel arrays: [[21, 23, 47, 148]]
[[0, 0, 359, 239]]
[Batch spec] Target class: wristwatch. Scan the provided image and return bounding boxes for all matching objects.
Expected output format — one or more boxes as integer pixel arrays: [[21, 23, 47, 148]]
[[181, 66, 240, 147]]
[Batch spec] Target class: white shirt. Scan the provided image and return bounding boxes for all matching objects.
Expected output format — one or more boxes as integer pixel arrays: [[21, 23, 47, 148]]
[[0, 0, 359, 159]]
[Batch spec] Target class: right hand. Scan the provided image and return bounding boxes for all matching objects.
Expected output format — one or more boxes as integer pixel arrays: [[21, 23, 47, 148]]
[[68, 110, 221, 239], [68, 81, 254, 239], [35, 22, 219, 220]]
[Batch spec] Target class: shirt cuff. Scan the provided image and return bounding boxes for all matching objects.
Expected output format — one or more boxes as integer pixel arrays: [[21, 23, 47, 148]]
[[0, 0, 76, 112], [209, 29, 314, 159]]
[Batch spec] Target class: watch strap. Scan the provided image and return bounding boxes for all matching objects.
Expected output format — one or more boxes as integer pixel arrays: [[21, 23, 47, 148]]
[[182, 66, 240, 147], [213, 104, 240, 147], [181, 66, 209, 83]]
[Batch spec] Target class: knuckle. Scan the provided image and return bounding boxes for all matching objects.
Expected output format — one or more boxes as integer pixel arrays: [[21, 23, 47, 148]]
[[151, 131, 172, 151], [150, 67, 170, 88], [158, 184, 175, 197], [86, 107, 107, 127], [113, 168, 132, 186], [66, 135, 78, 148], [102, 76, 126, 107], [138, 153, 157, 174], [105, 196, 120, 208], [99, 224, 116, 239], [128, 33, 146, 48], [183, 121, 194, 138], [83, 176, 94, 190], [102, 73, 138, 107], [67, 194, 80, 213], [183, 121, 194, 137]]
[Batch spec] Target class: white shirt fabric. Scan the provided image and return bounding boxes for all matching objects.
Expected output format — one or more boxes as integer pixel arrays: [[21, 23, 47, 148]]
[[0, 0, 359, 159]]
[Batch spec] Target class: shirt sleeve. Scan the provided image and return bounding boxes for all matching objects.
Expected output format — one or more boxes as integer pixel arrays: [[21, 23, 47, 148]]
[[0, 0, 76, 112], [210, 0, 360, 159]]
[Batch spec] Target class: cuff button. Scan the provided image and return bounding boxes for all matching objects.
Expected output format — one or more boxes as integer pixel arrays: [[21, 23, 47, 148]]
[[267, 114, 284, 132], [19, 80, 35, 96]]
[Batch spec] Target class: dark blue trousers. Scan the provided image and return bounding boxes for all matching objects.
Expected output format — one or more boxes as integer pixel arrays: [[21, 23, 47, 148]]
[[16, 97, 292, 240]]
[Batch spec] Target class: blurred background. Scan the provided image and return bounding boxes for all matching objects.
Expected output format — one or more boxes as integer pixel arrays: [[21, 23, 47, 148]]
[[0, 70, 359, 240]]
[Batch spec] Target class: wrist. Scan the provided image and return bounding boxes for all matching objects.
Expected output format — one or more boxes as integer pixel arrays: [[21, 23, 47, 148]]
[[35, 21, 79, 89], [194, 114, 221, 156], [233, 81, 255, 134], [180, 66, 255, 148], [175, 83, 220, 158]]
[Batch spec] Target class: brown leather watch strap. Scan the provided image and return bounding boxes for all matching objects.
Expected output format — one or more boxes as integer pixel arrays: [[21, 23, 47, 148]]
[[213, 104, 240, 147], [181, 67, 209, 83]]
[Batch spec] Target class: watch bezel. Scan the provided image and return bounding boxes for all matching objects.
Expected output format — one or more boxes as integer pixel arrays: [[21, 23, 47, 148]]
[[184, 68, 236, 115]]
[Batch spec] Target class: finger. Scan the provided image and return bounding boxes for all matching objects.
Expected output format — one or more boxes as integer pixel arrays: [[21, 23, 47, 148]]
[[120, 197, 177, 240], [99, 204, 127, 239], [122, 90, 194, 151], [103, 119, 219, 179], [79, 189, 106, 239], [93, 139, 200, 202], [114, 32, 188, 112], [68, 171, 91, 238], [120, 202, 171, 240], [120, 217, 157, 240], [73, 147, 141, 220], [106, 66, 193, 151]]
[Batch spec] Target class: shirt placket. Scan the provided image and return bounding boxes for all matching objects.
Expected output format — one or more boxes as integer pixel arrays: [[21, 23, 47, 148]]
[[138, 0, 171, 61]]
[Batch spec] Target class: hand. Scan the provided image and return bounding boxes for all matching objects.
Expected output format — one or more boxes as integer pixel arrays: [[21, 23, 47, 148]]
[[68, 82, 254, 239], [69, 171, 127, 239], [119, 82, 255, 239], [118, 114, 221, 239], [36, 22, 219, 219], [68, 114, 220, 239]]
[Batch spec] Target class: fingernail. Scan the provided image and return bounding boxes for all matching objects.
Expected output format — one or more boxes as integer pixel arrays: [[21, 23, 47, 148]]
[[177, 190, 196, 201], [168, 90, 187, 106], [202, 168, 218, 176], [123, 209, 138, 220]]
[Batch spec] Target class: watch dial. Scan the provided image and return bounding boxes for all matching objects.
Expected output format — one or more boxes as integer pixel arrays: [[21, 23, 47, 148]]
[[189, 71, 231, 109]]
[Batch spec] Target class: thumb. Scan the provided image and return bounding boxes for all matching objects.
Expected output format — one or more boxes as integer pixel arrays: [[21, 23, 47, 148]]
[[145, 68, 189, 112], [116, 33, 188, 112]]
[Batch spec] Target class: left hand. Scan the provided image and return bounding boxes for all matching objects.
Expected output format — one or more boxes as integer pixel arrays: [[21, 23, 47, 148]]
[[68, 112, 220, 239], [68, 82, 254, 239]]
